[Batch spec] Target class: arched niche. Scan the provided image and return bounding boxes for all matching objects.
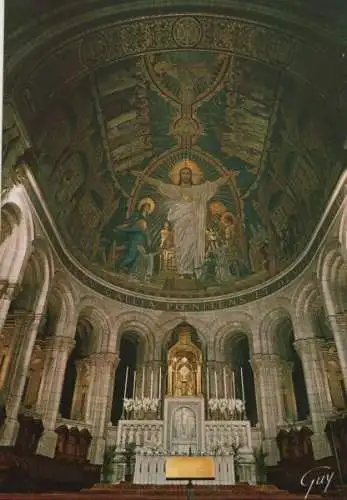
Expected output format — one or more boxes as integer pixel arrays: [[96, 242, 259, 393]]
[[59, 318, 94, 419], [36, 301, 58, 340], [111, 330, 141, 424], [226, 332, 257, 425], [0, 244, 50, 394], [275, 318, 309, 422], [314, 307, 347, 410], [20, 300, 59, 409], [314, 307, 334, 341], [165, 322, 204, 398]]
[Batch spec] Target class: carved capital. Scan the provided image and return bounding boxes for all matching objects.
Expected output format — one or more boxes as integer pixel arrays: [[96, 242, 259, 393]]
[[47, 335, 75, 353], [89, 351, 118, 368], [294, 338, 322, 360], [250, 353, 281, 373]]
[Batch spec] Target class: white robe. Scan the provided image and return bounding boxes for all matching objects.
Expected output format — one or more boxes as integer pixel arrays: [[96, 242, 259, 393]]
[[157, 181, 218, 276]]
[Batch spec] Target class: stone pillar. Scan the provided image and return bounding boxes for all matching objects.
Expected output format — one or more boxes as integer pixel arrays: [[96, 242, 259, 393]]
[[70, 357, 94, 422], [294, 338, 333, 459], [0, 312, 42, 445], [88, 353, 117, 464], [279, 360, 297, 421], [23, 344, 45, 409], [250, 354, 284, 465], [321, 342, 346, 410], [105, 354, 120, 426], [36, 336, 75, 457], [327, 313, 347, 393], [0, 282, 18, 334]]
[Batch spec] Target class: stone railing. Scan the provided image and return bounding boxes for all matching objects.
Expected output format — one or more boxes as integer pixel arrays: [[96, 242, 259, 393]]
[[116, 420, 164, 449], [205, 420, 252, 452]]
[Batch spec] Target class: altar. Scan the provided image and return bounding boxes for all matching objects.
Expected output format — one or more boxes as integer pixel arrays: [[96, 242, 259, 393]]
[[111, 324, 256, 485]]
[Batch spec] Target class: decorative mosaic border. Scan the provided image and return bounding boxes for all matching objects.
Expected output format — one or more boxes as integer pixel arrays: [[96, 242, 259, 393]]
[[9, 14, 343, 115]]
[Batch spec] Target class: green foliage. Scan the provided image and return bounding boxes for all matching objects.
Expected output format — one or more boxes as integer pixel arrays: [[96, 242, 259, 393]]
[[103, 444, 117, 480]]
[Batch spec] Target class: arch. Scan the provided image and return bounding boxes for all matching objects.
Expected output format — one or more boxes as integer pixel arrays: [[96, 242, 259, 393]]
[[338, 193, 347, 260], [115, 311, 157, 360], [213, 314, 254, 362], [27, 238, 55, 315], [9, 237, 55, 316], [48, 274, 79, 339], [76, 297, 113, 353], [317, 240, 347, 315], [0, 186, 35, 284], [258, 307, 292, 354], [158, 316, 208, 352], [291, 280, 322, 336]]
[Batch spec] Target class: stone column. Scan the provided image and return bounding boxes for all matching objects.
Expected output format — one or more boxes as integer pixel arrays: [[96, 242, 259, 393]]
[[327, 313, 347, 393], [70, 357, 94, 422], [88, 352, 117, 464], [294, 338, 333, 459], [0, 312, 42, 445], [105, 354, 120, 426], [23, 344, 45, 409], [321, 342, 346, 410], [250, 354, 284, 465], [35, 336, 75, 457], [0, 282, 18, 334], [279, 360, 297, 421]]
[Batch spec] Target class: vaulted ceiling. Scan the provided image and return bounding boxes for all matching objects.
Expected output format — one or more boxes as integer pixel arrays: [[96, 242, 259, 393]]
[[4, 0, 347, 308]]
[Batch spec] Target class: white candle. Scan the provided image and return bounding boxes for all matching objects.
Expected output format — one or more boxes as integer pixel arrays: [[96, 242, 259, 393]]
[[158, 366, 162, 398], [142, 365, 145, 399], [150, 369, 154, 399], [240, 366, 245, 401], [232, 370, 236, 400], [206, 366, 210, 400], [214, 370, 218, 399], [133, 370, 136, 399], [124, 366, 129, 399], [223, 366, 227, 399]]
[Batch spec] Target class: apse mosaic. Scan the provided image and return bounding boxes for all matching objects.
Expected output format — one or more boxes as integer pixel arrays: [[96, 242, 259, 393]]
[[33, 50, 341, 298]]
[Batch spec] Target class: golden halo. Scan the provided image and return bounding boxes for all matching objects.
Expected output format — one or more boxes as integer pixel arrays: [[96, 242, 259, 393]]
[[169, 159, 203, 185], [138, 197, 155, 214], [221, 211, 235, 226]]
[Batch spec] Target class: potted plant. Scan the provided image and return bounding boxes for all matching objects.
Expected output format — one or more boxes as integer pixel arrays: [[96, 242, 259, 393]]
[[123, 442, 136, 483], [102, 444, 117, 484], [254, 445, 268, 484]]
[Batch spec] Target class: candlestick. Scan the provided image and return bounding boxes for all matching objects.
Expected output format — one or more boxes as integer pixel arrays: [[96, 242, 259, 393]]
[[158, 366, 162, 398], [214, 370, 218, 399], [124, 366, 129, 399], [232, 370, 236, 400], [223, 366, 227, 399], [133, 370, 136, 399], [240, 366, 245, 401], [142, 365, 145, 399], [206, 366, 210, 400], [150, 369, 154, 399]]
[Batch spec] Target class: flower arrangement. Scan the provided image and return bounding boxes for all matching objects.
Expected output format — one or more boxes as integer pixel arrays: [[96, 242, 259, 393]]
[[123, 398, 160, 419], [208, 398, 245, 419]]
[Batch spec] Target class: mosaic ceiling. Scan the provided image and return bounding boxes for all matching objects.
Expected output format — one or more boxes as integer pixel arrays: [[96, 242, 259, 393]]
[[5, 8, 347, 305]]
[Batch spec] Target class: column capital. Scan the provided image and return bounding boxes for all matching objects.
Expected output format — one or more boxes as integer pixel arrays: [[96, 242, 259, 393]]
[[294, 338, 323, 359], [89, 352, 119, 368], [250, 353, 281, 372], [46, 335, 75, 353]]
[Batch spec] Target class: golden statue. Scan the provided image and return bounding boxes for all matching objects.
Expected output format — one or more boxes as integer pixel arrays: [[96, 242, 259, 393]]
[[167, 325, 202, 397]]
